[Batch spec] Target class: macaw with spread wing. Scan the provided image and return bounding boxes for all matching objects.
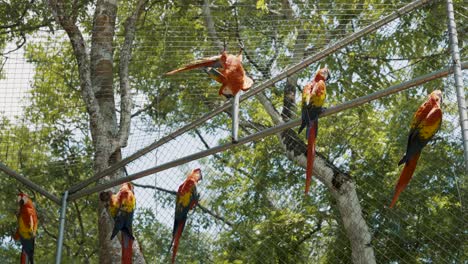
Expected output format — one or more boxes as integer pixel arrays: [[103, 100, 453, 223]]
[[169, 168, 202, 264], [390, 90, 443, 208], [14, 192, 38, 264], [165, 48, 253, 98], [101, 182, 135, 263], [298, 67, 330, 195]]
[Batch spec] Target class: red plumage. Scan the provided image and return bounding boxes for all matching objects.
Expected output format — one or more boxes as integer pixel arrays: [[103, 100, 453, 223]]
[[171, 220, 186, 264], [169, 169, 202, 263], [390, 153, 420, 208], [166, 50, 253, 98], [299, 67, 330, 195], [121, 232, 133, 264], [389, 90, 442, 208], [21, 251, 28, 264]]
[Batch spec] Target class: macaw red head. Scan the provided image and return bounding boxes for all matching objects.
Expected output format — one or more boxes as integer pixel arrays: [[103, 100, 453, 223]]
[[316, 66, 330, 82], [191, 168, 203, 182], [121, 182, 134, 192], [430, 90, 442, 106], [17, 192, 31, 206]]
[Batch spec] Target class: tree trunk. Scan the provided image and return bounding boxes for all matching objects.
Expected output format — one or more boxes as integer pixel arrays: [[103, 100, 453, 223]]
[[257, 92, 376, 264], [218, 0, 376, 261], [48, 0, 147, 262], [282, 130, 375, 263]]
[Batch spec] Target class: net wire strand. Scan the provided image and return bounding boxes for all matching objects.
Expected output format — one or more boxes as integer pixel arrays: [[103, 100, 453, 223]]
[[0, 0, 466, 262]]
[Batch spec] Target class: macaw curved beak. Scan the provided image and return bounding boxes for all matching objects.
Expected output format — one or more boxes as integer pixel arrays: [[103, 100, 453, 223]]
[[19, 198, 24, 206]]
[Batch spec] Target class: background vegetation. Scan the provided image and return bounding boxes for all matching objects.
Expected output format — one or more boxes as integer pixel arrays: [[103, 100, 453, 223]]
[[0, 0, 466, 263]]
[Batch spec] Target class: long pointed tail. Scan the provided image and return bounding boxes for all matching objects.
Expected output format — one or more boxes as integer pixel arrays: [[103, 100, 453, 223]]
[[20, 250, 27, 264], [121, 232, 133, 264], [171, 221, 186, 264], [390, 153, 420, 208], [165, 56, 221, 75], [21, 239, 34, 264], [305, 122, 317, 195]]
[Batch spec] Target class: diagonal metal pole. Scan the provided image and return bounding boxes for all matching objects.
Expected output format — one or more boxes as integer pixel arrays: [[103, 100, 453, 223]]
[[0, 162, 61, 204], [446, 0, 468, 172], [67, 0, 432, 194], [67, 62, 467, 201], [55, 191, 69, 264]]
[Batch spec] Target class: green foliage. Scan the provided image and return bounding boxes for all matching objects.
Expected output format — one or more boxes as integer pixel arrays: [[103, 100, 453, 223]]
[[0, 0, 466, 263]]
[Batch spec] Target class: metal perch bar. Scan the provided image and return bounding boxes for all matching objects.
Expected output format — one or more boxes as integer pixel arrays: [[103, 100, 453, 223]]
[[0, 162, 61, 204], [67, 61, 467, 201], [446, 0, 468, 172], [67, 0, 432, 194]]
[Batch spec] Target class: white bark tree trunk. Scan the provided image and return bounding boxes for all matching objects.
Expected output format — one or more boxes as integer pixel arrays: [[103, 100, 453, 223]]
[[257, 94, 376, 264], [201, 0, 376, 261]]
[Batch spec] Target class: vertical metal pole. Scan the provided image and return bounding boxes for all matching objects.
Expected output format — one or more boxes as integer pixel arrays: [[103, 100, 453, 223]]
[[232, 92, 240, 143], [446, 0, 468, 172], [55, 191, 69, 264]]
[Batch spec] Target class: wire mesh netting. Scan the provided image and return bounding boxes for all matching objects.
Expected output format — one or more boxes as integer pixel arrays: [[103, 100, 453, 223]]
[[0, 0, 466, 263]]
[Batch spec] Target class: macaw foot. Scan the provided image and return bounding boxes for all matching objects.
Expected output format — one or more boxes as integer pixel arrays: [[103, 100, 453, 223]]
[[223, 94, 234, 99], [231, 136, 238, 144], [320, 107, 328, 113], [238, 41, 245, 55]]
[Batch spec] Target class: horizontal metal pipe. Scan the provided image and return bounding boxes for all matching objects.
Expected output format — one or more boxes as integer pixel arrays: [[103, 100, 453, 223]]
[[67, 61, 466, 201], [0, 162, 61, 204], [68, 0, 431, 194]]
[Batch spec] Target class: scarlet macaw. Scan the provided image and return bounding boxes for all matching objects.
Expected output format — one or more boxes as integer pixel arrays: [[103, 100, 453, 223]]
[[14, 192, 38, 264], [103, 182, 135, 264], [298, 67, 330, 195], [165, 49, 253, 98], [169, 168, 202, 264], [390, 90, 443, 208]]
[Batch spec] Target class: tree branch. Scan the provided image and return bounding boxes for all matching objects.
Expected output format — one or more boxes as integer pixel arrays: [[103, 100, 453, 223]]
[[0, 0, 35, 29], [202, 0, 223, 51], [47, 0, 103, 139], [132, 182, 233, 226], [292, 220, 322, 251], [117, 0, 148, 150], [1, 33, 26, 55], [193, 129, 252, 178], [232, 4, 275, 78]]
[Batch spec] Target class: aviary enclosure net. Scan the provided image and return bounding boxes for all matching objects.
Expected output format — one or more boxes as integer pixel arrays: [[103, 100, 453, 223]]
[[0, 0, 466, 263]]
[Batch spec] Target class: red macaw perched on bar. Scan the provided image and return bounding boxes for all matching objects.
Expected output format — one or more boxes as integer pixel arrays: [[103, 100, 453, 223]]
[[14, 192, 38, 264], [165, 48, 253, 99], [390, 90, 443, 208], [101, 182, 136, 264], [298, 66, 330, 195], [170, 168, 202, 264]]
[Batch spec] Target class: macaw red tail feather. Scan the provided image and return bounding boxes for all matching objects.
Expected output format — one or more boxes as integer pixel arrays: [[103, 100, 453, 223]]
[[390, 153, 420, 208], [165, 56, 221, 75], [21, 249, 33, 264], [171, 221, 186, 264], [121, 232, 133, 264], [305, 122, 317, 195], [20, 250, 27, 264]]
